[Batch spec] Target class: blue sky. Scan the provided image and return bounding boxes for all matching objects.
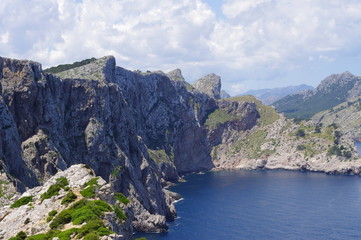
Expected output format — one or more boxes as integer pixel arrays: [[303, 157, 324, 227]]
[[1, 0, 361, 95]]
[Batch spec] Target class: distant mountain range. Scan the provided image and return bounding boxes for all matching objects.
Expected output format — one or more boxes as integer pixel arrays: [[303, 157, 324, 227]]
[[239, 84, 314, 105], [273, 72, 361, 119]]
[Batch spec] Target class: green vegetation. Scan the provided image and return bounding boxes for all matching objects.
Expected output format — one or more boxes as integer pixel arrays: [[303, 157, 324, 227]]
[[41, 177, 69, 202], [328, 145, 352, 158], [204, 108, 238, 128], [50, 199, 112, 229], [148, 149, 171, 164], [9, 231, 27, 240], [47, 210, 58, 223], [114, 193, 130, 205], [113, 204, 127, 221], [111, 166, 123, 177], [44, 58, 96, 74], [10, 196, 33, 208], [61, 191, 77, 205], [80, 178, 99, 198], [232, 129, 273, 158], [27, 228, 78, 240], [228, 95, 280, 126]]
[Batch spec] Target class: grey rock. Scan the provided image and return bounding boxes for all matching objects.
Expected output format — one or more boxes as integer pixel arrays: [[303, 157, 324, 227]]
[[193, 73, 221, 99]]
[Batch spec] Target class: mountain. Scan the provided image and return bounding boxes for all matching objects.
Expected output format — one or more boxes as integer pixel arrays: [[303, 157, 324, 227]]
[[240, 84, 314, 105], [220, 90, 231, 99], [1, 56, 361, 239], [273, 72, 361, 119]]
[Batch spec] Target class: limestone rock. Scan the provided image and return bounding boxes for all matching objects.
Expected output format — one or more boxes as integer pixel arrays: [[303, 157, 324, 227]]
[[193, 73, 221, 99]]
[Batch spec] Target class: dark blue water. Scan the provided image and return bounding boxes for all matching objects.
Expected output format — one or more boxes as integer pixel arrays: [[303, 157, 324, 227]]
[[135, 170, 361, 240]]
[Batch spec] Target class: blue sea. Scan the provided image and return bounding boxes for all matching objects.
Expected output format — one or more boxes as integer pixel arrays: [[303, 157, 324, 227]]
[[135, 170, 361, 240]]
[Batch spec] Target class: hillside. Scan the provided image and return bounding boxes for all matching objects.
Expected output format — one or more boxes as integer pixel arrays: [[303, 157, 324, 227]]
[[1, 56, 361, 239], [273, 72, 361, 119], [240, 84, 314, 105]]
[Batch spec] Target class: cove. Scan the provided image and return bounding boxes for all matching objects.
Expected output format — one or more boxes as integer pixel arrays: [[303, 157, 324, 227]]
[[135, 170, 361, 240]]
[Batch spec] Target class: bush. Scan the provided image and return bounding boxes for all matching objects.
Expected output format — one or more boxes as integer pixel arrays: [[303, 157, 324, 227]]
[[9, 231, 27, 240], [47, 210, 58, 222], [114, 193, 130, 205], [80, 186, 96, 198], [41, 177, 69, 202], [295, 129, 306, 137], [50, 199, 112, 229], [77, 220, 112, 238], [113, 205, 126, 220], [61, 191, 77, 205], [11, 196, 33, 208], [296, 145, 306, 151]]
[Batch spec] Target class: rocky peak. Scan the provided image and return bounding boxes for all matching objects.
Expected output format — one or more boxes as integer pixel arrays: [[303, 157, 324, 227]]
[[166, 69, 185, 82], [316, 71, 358, 94], [54, 56, 116, 83], [193, 73, 221, 99], [220, 90, 231, 99]]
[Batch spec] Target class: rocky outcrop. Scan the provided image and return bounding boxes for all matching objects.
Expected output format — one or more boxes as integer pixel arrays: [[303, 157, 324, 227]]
[[0, 164, 133, 240], [220, 90, 231, 99], [193, 73, 221, 99]]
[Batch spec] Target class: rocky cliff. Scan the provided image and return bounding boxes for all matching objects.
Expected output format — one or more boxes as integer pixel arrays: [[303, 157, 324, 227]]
[[1, 56, 361, 239]]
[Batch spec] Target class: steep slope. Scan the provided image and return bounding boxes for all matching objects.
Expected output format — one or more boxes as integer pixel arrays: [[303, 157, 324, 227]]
[[240, 84, 314, 105], [0, 164, 133, 240], [273, 72, 361, 119], [312, 97, 361, 138]]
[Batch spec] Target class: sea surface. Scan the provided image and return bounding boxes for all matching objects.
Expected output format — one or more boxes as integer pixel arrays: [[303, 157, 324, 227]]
[[135, 170, 361, 240]]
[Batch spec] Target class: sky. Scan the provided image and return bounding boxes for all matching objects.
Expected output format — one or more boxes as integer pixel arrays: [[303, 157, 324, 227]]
[[1, 0, 361, 95]]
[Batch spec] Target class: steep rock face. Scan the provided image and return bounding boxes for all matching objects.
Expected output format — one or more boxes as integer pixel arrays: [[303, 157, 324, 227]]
[[0, 56, 176, 232], [193, 73, 221, 99]]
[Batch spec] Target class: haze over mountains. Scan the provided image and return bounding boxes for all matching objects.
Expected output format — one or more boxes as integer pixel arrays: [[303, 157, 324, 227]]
[[273, 72, 361, 119], [239, 84, 314, 105]]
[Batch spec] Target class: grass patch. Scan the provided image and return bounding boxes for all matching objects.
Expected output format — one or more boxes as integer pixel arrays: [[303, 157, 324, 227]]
[[227, 95, 279, 126], [148, 149, 171, 164], [113, 205, 127, 221], [80, 177, 99, 198], [50, 199, 112, 229], [11, 196, 33, 208], [114, 193, 130, 205], [61, 191, 77, 205], [41, 177, 69, 202], [232, 129, 271, 158], [9, 231, 27, 240], [204, 108, 238, 128]]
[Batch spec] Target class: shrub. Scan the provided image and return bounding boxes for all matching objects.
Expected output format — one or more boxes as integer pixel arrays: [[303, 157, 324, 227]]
[[61, 191, 77, 205], [47, 210, 58, 222], [9, 231, 27, 240], [295, 129, 306, 137], [41, 177, 69, 201], [114, 193, 130, 205], [11, 196, 33, 208], [77, 220, 113, 238], [83, 232, 99, 240], [80, 186, 96, 198], [83, 177, 99, 188], [296, 145, 306, 151], [113, 205, 126, 220], [50, 199, 112, 229]]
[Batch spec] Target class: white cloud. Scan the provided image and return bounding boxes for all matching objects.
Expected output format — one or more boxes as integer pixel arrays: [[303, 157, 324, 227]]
[[1, 0, 361, 93]]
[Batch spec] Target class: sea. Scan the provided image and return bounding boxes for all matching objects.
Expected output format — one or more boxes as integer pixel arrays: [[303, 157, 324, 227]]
[[135, 170, 361, 240]]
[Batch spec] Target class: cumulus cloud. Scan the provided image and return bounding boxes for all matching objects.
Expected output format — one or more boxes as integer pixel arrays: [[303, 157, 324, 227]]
[[1, 0, 361, 93]]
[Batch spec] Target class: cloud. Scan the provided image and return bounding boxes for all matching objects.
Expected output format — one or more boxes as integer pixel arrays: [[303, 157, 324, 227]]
[[1, 0, 361, 93]]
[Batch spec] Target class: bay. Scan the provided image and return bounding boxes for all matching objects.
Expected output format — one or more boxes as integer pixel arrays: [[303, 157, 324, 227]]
[[135, 170, 361, 240]]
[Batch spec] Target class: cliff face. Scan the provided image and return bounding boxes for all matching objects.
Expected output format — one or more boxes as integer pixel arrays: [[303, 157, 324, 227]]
[[0, 56, 248, 234], [2, 56, 361, 238]]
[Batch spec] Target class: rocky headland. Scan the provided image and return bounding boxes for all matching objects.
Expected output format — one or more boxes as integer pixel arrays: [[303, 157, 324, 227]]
[[1, 56, 361, 239]]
